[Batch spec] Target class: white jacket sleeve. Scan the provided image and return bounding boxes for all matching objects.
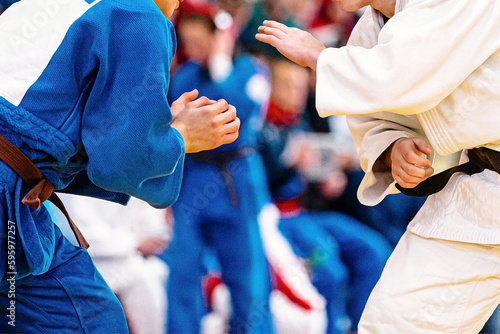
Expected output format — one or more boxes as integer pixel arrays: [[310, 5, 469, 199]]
[[347, 112, 424, 205], [316, 0, 500, 117]]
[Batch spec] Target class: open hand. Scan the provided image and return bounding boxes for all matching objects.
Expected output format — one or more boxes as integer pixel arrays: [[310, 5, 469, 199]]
[[255, 20, 326, 71]]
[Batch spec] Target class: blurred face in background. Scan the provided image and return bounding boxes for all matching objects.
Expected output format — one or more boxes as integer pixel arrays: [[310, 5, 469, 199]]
[[328, 1, 357, 25], [271, 60, 310, 114], [219, 0, 251, 26], [332, 0, 370, 12], [177, 16, 215, 64], [154, 0, 183, 18], [290, 0, 322, 26], [333, 0, 396, 16]]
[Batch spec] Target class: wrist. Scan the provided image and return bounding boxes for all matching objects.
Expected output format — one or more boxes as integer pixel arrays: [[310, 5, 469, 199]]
[[309, 45, 326, 71], [376, 141, 398, 172], [381, 145, 393, 170], [171, 120, 191, 153], [380, 138, 406, 170]]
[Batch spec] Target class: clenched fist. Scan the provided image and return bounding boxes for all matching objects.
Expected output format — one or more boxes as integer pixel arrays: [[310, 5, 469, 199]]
[[382, 137, 435, 189], [171, 89, 240, 153]]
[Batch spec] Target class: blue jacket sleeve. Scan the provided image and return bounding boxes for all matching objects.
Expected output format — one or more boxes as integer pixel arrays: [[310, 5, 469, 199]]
[[80, 4, 185, 208]]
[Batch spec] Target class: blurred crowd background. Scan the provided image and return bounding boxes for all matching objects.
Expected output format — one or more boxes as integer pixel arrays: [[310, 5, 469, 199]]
[[29, 0, 498, 333]]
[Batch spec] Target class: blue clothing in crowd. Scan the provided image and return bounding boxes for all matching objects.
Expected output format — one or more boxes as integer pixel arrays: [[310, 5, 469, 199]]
[[259, 119, 392, 333], [161, 56, 275, 333], [279, 209, 392, 332], [0, 0, 185, 331]]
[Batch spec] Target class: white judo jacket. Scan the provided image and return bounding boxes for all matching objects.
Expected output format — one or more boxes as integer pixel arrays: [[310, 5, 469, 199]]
[[315, 0, 500, 244]]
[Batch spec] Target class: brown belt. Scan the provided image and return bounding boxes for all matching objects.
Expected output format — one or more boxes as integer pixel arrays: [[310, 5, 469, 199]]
[[396, 147, 500, 197], [0, 134, 89, 249]]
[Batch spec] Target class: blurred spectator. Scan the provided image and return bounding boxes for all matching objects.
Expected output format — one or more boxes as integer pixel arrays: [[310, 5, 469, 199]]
[[47, 195, 170, 334], [308, 0, 360, 48], [218, 0, 253, 33], [200, 210, 330, 334], [159, 1, 274, 333], [239, 0, 303, 59], [298, 68, 427, 248], [260, 58, 392, 333]]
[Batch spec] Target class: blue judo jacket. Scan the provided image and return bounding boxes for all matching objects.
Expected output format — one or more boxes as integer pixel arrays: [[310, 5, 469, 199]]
[[0, 0, 185, 284]]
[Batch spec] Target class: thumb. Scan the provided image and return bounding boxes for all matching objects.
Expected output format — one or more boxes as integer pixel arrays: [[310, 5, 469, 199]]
[[170, 89, 199, 120], [178, 89, 199, 104]]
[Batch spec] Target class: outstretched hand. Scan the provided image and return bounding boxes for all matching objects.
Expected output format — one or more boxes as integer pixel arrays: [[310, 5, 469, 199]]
[[255, 20, 326, 71], [382, 138, 435, 189], [171, 95, 240, 153]]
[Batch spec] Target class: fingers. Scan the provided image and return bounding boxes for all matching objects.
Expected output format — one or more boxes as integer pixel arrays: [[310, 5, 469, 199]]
[[262, 20, 290, 32], [220, 115, 240, 142], [401, 161, 434, 178], [178, 89, 199, 104], [413, 137, 432, 156], [257, 21, 288, 39], [184, 98, 232, 121], [189, 99, 232, 122], [186, 96, 218, 108], [405, 138, 432, 168], [255, 20, 325, 70], [212, 105, 239, 146], [394, 177, 421, 189], [394, 168, 432, 188], [171, 90, 199, 119], [256, 20, 288, 47], [393, 156, 435, 188], [400, 149, 432, 169], [254, 33, 282, 48], [189, 99, 239, 137], [213, 104, 237, 125], [256, 20, 289, 48], [395, 161, 434, 179], [171, 97, 240, 152], [391, 137, 435, 188], [221, 115, 240, 134], [212, 105, 240, 146], [212, 99, 230, 114], [394, 172, 434, 188], [392, 138, 432, 167], [220, 131, 239, 145]]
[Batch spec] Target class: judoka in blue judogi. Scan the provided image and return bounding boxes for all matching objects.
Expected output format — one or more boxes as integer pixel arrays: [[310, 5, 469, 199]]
[[0, 0, 238, 332], [159, 3, 275, 331]]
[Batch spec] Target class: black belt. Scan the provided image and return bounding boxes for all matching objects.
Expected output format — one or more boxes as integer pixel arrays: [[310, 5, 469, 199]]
[[396, 147, 500, 197], [190, 148, 256, 206]]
